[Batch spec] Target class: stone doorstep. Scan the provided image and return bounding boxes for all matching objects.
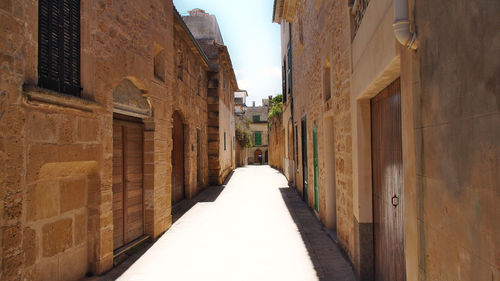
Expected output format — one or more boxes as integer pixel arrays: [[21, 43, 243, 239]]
[[112, 235, 151, 266]]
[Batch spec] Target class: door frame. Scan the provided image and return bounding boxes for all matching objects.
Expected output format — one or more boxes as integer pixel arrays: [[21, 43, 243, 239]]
[[172, 110, 186, 204], [312, 125, 319, 212], [301, 116, 308, 203], [112, 113, 145, 251]]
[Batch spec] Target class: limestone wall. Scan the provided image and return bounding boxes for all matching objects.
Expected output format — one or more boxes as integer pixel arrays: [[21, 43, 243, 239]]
[[268, 117, 285, 172], [288, 0, 354, 260], [410, 1, 500, 279], [0, 0, 217, 280]]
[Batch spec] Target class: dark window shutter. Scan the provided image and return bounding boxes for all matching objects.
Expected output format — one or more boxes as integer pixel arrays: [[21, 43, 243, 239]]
[[287, 44, 292, 96], [282, 59, 287, 103], [38, 0, 80, 96]]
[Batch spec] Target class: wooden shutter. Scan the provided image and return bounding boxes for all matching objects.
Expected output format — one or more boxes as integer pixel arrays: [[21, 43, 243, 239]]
[[38, 0, 80, 96], [254, 132, 262, 146]]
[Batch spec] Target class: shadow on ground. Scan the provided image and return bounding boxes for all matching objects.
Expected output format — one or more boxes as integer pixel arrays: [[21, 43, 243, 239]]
[[84, 174, 232, 281], [278, 185, 357, 281]]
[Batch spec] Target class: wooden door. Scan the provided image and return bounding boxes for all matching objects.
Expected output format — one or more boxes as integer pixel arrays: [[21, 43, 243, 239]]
[[301, 117, 308, 203], [172, 112, 185, 205], [371, 78, 406, 281], [313, 125, 319, 212], [113, 117, 144, 250]]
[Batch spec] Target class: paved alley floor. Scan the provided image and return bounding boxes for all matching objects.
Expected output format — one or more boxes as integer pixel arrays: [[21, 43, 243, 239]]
[[115, 165, 356, 281]]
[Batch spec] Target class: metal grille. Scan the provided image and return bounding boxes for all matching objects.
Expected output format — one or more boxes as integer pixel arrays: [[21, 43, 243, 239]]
[[38, 0, 81, 96], [353, 0, 371, 38]]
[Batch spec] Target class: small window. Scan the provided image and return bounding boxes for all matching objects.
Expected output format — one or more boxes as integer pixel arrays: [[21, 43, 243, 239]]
[[252, 115, 260, 122], [323, 64, 331, 101], [38, 0, 81, 96], [154, 49, 166, 82], [177, 50, 184, 80], [254, 132, 262, 146], [224, 132, 227, 150]]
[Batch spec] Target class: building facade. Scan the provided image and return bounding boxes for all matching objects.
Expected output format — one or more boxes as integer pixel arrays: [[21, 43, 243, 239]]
[[0, 1, 237, 280], [183, 9, 238, 185], [273, 0, 500, 280], [246, 99, 270, 165]]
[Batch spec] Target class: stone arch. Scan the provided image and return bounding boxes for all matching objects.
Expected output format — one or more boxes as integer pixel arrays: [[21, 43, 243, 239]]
[[112, 77, 152, 118], [254, 149, 263, 164]]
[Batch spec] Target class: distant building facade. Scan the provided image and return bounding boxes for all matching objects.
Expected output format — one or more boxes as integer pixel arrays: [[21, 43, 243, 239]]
[[246, 98, 270, 164]]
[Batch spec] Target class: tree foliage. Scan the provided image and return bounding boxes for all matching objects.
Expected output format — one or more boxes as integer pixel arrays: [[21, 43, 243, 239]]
[[268, 94, 283, 128], [235, 116, 253, 148]]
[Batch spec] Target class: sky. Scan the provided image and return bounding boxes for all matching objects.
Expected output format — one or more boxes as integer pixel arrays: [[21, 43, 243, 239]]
[[174, 0, 282, 106]]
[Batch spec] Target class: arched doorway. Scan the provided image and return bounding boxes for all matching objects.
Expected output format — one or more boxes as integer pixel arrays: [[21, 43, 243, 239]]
[[254, 149, 263, 164], [172, 111, 185, 205]]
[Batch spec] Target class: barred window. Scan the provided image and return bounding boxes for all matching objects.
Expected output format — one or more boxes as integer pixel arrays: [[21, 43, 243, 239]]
[[38, 0, 81, 96]]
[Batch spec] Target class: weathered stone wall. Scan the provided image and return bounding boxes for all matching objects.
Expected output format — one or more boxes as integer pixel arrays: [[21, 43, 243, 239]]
[[268, 117, 285, 172], [0, 0, 216, 280], [289, 0, 353, 259], [411, 0, 500, 279], [173, 15, 210, 198]]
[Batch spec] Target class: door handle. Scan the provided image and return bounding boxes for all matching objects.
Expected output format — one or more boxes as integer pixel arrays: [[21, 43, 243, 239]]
[[392, 195, 399, 207]]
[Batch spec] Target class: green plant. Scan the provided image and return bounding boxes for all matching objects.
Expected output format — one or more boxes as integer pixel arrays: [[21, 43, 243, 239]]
[[268, 94, 283, 128], [235, 116, 253, 148]]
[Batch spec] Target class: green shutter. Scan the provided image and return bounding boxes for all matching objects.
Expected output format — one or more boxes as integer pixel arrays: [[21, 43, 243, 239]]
[[254, 132, 262, 146], [253, 115, 260, 122]]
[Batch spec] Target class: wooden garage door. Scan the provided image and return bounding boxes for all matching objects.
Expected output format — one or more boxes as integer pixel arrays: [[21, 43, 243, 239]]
[[371, 78, 406, 281], [113, 117, 144, 250], [172, 111, 185, 205]]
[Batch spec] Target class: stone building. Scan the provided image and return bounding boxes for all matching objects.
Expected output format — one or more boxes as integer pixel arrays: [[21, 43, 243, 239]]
[[246, 99, 270, 164], [183, 9, 238, 185], [0, 1, 237, 280], [234, 90, 249, 167], [273, 0, 499, 280]]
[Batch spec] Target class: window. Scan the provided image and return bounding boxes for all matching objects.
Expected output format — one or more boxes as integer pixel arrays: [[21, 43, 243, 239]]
[[282, 58, 287, 103], [177, 50, 184, 80], [154, 49, 166, 82], [254, 132, 262, 146], [38, 0, 81, 96], [287, 43, 292, 96], [323, 64, 331, 101], [224, 132, 226, 150], [252, 115, 260, 122]]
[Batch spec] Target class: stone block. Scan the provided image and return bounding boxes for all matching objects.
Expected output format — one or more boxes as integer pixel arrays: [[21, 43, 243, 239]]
[[76, 118, 99, 142], [35, 258, 57, 281], [58, 246, 88, 281], [42, 218, 73, 257], [60, 176, 86, 213], [74, 212, 87, 246], [2, 223, 22, 253], [30, 180, 59, 221], [3, 192, 22, 221], [23, 227, 37, 266], [26, 111, 57, 142], [3, 252, 23, 280]]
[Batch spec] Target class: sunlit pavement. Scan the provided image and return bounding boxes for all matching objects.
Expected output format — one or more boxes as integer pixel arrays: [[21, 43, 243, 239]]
[[117, 165, 356, 281]]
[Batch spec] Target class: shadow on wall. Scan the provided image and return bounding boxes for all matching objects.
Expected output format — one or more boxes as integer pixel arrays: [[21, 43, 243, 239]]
[[278, 186, 357, 281]]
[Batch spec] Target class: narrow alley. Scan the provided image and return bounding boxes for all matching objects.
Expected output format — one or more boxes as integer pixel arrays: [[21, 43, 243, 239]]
[[113, 166, 355, 281]]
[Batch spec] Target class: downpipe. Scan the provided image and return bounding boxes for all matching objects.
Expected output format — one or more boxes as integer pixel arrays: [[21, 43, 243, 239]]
[[393, 0, 418, 50]]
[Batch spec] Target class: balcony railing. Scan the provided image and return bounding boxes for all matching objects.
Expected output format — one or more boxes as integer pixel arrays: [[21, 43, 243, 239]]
[[352, 0, 371, 38]]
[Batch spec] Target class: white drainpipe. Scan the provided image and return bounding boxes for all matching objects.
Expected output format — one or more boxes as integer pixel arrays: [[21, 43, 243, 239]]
[[393, 0, 418, 50]]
